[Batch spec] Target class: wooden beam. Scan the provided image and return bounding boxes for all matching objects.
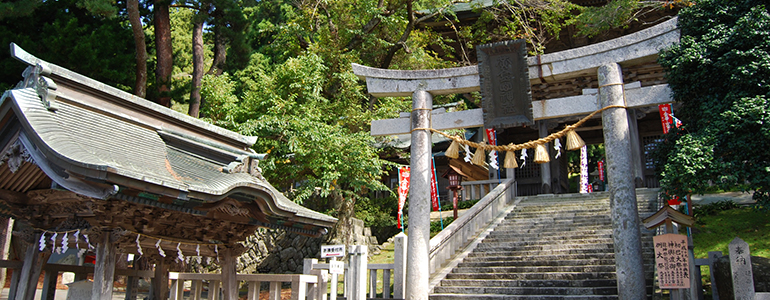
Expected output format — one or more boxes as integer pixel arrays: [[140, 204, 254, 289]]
[[0, 189, 28, 204]]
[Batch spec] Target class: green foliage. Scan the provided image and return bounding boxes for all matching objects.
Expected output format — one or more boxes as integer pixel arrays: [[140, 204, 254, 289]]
[[0, 0, 42, 20], [571, 0, 670, 38], [430, 217, 455, 236], [0, 0, 136, 92], [440, 198, 480, 211], [656, 0, 770, 208]]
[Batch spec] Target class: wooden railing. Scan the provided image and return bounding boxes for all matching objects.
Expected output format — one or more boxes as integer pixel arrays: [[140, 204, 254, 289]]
[[169, 272, 319, 300], [429, 178, 515, 276], [305, 239, 407, 300], [460, 179, 503, 201]]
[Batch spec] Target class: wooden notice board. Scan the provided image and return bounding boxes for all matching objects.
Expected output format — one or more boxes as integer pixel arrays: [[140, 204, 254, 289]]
[[653, 233, 691, 289]]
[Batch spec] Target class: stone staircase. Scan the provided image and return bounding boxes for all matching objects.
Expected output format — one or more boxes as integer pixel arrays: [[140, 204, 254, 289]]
[[430, 189, 658, 300]]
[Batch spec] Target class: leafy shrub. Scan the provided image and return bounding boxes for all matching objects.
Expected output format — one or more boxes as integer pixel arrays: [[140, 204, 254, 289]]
[[440, 199, 480, 211], [430, 217, 455, 236], [690, 200, 739, 219]]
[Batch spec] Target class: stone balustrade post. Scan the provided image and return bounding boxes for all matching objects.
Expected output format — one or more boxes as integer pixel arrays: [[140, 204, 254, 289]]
[[393, 232, 407, 299], [347, 245, 368, 300]]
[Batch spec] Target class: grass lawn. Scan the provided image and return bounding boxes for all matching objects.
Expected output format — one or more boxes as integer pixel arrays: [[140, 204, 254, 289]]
[[692, 206, 769, 258]]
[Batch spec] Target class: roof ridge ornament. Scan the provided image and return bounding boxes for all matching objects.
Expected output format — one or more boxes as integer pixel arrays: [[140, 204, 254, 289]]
[[19, 63, 59, 111]]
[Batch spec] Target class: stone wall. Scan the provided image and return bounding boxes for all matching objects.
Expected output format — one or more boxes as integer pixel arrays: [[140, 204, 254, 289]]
[[237, 218, 382, 274]]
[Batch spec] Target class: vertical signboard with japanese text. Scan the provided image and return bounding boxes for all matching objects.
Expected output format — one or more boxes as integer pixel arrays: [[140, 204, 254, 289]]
[[653, 234, 691, 289]]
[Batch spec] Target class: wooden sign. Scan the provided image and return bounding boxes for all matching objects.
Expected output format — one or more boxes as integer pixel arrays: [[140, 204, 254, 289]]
[[653, 234, 691, 289], [329, 260, 345, 274], [321, 245, 345, 258], [477, 39, 533, 129]]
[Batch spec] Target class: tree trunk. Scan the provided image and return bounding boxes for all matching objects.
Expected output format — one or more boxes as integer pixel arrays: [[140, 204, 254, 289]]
[[154, 0, 173, 107], [207, 22, 227, 76], [127, 0, 147, 98], [327, 191, 355, 246], [188, 20, 204, 118]]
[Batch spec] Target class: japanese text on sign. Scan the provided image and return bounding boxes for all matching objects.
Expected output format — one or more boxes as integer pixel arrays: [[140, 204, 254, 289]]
[[321, 245, 345, 258], [653, 234, 691, 289]]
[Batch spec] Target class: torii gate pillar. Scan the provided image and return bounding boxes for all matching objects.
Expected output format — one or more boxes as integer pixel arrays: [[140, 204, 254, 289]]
[[598, 63, 646, 299], [353, 63, 483, 300], [406, 90, 432, 300]]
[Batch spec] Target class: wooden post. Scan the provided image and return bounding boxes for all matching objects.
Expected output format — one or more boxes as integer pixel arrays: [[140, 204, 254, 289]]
[[221, 248, 238, 300], [247, 280, 261, 300], [24, 250, 50, 300], [15, 235, 39, 300], [152, 260, 169, 300], [92, 231, 117, 300], [0, 218, 14, 290], [40, 267, 58, 300]]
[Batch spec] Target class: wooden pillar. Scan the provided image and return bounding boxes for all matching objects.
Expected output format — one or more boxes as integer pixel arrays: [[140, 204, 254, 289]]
[[92, 231, 117, 300], [221, 248, 238, 300], [40, 267, 58, 300], [152, 260, 169, 300], [15, 235, 39, 300], [0, 218, 14, 289]]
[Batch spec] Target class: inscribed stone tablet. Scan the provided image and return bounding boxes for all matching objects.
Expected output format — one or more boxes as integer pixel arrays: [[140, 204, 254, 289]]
[[477, 39, 533, 129], [729, 237, 755, 299], [653, 233, 690, 289]]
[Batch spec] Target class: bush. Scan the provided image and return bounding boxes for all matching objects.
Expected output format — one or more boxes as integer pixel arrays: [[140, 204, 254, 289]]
[[440, 199, 480, 211], [690, 200, 739, 219], [430, 217, 455, 236]]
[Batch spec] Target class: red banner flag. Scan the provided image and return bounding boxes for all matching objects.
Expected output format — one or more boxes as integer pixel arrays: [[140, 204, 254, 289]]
[[485, 128, 499, 169], [658, 104, 674, 134], [397, 166, 410, 228], [431, 158, 439, 211], [598, 159, 605, 182]]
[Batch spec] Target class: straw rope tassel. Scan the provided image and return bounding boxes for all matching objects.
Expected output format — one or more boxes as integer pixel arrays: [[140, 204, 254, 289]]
[[471, 145, 486, 166], [504, 151, 518, 169], [566, 130, 586, 151], [446, 140, 460, 159], [534, 144, 550, 164]]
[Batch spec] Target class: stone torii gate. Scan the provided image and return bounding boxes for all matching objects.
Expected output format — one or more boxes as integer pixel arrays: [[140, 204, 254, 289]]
[[353, 24, 680, 297], [353, 63, 485, 300]]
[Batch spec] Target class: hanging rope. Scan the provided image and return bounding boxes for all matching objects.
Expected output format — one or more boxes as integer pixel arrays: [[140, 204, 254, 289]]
[[433, 105, 626, 152]]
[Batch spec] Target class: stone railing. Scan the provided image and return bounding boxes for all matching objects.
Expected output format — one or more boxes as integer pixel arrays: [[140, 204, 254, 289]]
[[460, 179, 504, 201], [429, 178, 515, 275], [169, 272, 319, 300]]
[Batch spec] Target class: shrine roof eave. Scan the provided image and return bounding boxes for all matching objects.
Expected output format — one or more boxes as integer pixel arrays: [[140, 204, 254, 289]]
[[0, 44, 336, 230]]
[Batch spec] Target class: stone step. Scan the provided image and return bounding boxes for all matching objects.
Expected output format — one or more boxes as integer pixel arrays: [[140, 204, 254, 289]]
[[429, 294, 618, 300], [450, 265, 617, 274], [461, 252, 616, 263], [477, 239, 614, 248], [433, 286, 618, 296], [474, 242, 615, 252], [438, 279, 617, 288], [465, 248, 615, 258], [501, 218, 613, 226], [484, 232, 613, 241], [456, 258, 617, 268], [444, 272, 617, 281]]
